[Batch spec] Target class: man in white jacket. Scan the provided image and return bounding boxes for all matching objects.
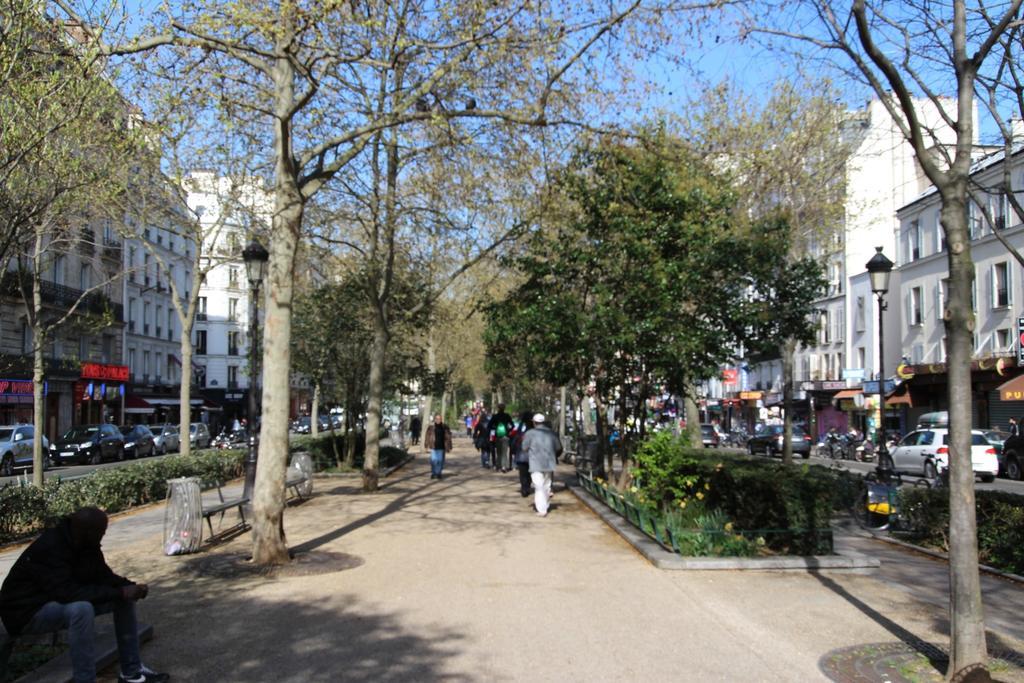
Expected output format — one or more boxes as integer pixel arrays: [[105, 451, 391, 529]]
[[520, 413, 562, 517]]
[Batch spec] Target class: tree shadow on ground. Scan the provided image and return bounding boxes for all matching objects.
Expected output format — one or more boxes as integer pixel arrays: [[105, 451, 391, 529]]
[[103, 563, 473, 682], [810, 570, 949, 673]]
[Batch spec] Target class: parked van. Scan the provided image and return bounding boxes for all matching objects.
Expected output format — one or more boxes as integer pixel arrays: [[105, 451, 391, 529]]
[[916, 411, 949, 429]]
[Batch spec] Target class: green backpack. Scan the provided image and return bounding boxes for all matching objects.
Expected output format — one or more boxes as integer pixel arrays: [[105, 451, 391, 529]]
[[496, 422, 508, 438]]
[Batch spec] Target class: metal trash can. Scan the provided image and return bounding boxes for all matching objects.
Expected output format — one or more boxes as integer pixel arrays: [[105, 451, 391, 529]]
[[163, 477, 203, 555], [288, 452, 314, 498], [576, 436, 604, 479]]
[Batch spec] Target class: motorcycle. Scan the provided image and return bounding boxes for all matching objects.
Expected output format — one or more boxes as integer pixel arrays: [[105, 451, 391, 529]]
[[213, 428, 248, 450]]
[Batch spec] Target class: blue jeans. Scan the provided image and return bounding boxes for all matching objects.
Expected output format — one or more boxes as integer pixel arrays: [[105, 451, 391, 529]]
[[22, 599, 141, 683], [430, 449, 446, 476]]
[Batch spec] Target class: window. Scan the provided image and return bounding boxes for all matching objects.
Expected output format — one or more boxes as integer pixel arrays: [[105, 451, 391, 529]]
[[857, 347, 866, 369], [228, 298, 239, 322], [167, 310, 174, 341], [143, 254, 150, 286], [143, 350, 150, 379], [993, 261, 1011, 307], [910, 220, 921, 260], [79, 336, 88, 360], [195, 329, 207, 355], [820, 310, 831, 344], [995, 193, 1008, 231], [101, 335, 113, 364], [908, 287, 923, 326], [156, 305, 163, 337], [129, 247, 137, 283], [855, 296, 866, 332], [197, 296, 207, 321], [128, 298, 137, 333], [997, 328, 1011, 351], [155, 353, 162, 383], [936, 281, 947, 321], [52, 255, 65, 285], [228, 267, 240, 289], [143, 302, 151, 336], [935, 214, 946, 253], [79, 264, 89, 290], [129, 348, 136, 379], [227, 365, 239, 389], [21, 322, 33, 355], [228, 330, 240, 356], [166, 355, 174, 383], [833, 305, 845, 342]]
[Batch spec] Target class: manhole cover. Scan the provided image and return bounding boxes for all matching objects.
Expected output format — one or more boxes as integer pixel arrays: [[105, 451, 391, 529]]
[[182, 550, 364, 579], [821, 642, 1024, 682]]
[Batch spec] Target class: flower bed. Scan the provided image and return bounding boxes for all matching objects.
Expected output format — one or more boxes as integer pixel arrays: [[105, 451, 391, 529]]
[[576, 433, 858, 557]]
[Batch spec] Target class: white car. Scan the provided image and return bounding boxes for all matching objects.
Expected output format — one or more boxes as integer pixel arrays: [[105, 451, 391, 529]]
[[886, 428, 998, 482]]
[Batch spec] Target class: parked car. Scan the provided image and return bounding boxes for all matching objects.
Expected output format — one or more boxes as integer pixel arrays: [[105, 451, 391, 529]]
[[991, 429, 1024, 480], [188, 422, 211, 449], [746, 425, 811, 459], [120, 424, 156, 459], [700, 424, 720, 448], [290, 415, 330, 434], [50, 424, 125, 465], [0, 424, 50, 476], [883, 428, 998, 482], [151, 423, 180, 455]]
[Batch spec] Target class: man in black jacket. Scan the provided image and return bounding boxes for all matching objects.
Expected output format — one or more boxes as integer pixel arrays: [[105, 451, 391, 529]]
[[0, 507, 168, 683]]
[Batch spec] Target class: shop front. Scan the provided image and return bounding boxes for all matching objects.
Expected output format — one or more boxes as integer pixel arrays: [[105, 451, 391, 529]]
[[0, 378, 39, 425], [74, 363, 129, 426]]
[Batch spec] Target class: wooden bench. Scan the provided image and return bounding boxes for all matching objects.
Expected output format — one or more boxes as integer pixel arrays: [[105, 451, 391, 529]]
[[201, 484, 249, 540], [285, 470, 311, 501]]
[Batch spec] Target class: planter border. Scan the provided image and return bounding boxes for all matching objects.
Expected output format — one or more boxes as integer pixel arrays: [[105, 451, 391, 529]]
[[571, 477, 879, 571]]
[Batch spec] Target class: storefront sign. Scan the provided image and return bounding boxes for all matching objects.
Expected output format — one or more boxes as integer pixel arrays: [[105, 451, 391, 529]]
[[721, 368, 739, 385], [863, 379, 896, 394], [739, 391, 762, 400], [80, 363, 129, 382], [842, 368, 865, 381], [0, 378, 43, 403]]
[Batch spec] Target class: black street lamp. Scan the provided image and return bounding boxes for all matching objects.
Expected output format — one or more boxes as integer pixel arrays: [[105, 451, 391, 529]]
[[242, 237, 269, 503], [866, 246, 894, 483]]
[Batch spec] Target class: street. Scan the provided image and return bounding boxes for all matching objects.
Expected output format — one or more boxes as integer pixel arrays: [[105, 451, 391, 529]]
[[0, 450, 192, 487]]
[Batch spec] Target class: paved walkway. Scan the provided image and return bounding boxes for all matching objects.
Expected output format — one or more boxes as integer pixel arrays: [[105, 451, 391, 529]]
[[5, 439, 1024, 682]]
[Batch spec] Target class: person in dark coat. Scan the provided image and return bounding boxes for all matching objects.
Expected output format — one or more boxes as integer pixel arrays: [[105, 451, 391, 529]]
[[0, 507, 168, 683], [410, 414, 422, 445], [486, 403, 516, 472], [423, 414, 453, 480], [511, 411, 535, 497], [473, 410, 491, 468]]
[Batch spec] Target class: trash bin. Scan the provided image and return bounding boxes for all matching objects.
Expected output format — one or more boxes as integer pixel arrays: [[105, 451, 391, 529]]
[[163, 477, 203, 555], [577, 436, 605, 479], [288, 452, 314, 498]]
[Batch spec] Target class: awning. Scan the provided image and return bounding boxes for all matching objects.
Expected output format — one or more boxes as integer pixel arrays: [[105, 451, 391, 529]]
[[997, 373, 1024, 401], [124, 395, 154, 414], [144, 397, 204, 407], [833, 389, 861, 400], [202, 399, 222, 412]]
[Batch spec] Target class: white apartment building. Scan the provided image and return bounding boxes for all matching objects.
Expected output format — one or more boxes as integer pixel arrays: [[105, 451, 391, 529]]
[[893, 145, 1024, 430], [122, 207, 196, 423], [739, 97, 965, 436], [185, 171, 273, 424]]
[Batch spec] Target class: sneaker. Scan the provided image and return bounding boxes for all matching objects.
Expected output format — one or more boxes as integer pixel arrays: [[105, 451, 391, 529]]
[[535, 511, 547, 517], [119, 671, 170, 683]]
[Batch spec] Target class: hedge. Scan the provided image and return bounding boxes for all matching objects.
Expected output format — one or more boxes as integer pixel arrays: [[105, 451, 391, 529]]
[[898, 487, 1024, 576], [293, 432, 408, 472], [627, 432, 860, 555], [0, 449, 245, 545]]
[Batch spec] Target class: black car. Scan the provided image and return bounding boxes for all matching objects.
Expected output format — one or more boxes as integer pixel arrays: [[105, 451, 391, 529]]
[[700, 424, 720, 448], [746, 425, 812, 459], [120, 424, 156, 459], [50, 424, 125, 465], [996, 430, 1024, 480]]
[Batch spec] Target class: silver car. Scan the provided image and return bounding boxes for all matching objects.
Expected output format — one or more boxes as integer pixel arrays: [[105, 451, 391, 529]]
[[189, 422, 211, 449], [151, 423, 180, 455], [0, 424, 50, 476]]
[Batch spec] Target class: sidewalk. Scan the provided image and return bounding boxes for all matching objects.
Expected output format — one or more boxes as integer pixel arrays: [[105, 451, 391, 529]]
[[5, 440, 1024, 682]]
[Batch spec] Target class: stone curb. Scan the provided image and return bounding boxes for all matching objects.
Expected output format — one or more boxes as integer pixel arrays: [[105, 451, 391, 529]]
[[853, 527, 1024, 585], [569, 484, 880, 571], [14, 623, 153, 683]]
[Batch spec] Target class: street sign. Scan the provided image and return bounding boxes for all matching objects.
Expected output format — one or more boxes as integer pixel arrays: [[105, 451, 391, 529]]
[[863, 379, 896, 394], [1018, 316, 1024, 363]]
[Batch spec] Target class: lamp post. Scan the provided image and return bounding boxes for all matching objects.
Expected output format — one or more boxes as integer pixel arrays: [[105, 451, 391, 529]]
[[242, 238, 269, 503], [866, 246, 894, 483]]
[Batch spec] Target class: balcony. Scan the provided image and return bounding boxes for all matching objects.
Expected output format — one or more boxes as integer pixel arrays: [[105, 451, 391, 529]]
[[227, 380, 239, 390], [196, 312, 207, 321], [228, 346, 239, 356], [0, 272, 123, 321], [101, 237, 122, 262]]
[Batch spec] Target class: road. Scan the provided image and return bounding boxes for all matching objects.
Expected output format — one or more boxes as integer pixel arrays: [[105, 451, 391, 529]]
[[0, 450, 190, 486]]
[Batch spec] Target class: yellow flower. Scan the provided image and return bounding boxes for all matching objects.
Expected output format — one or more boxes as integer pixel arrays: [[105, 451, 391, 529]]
[[630, 486, 638, 493], [679, 500, 687, 508], [704, 483, 711, 491], [724, 522, 733, 532], [696, 492, 704, 500]]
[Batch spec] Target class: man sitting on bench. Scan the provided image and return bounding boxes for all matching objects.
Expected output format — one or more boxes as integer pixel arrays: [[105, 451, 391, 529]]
[[0, 507, 169, 683]]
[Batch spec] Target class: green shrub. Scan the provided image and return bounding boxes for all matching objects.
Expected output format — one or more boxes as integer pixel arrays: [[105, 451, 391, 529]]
[[898, 487, 1024, 575], [0, 450, 245, 545], [630, 432, 846, 554], [295, 432, 407, 472]]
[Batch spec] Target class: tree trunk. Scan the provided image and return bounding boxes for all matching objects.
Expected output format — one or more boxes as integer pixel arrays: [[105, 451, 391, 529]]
[[362, 312, 388, 491], [781, 337, 796, 466], [311, 382, 320, 437], [344, 385, 357, 467], [559, 386, 567, 440], [31, 259, 45, 487], [582, 393, 594, 435], [942, 191, 988, 677], [681, 381, 701, 449], [179, 333, 193, 458], [251, 47, 303, 566], [594, 394, 610, 479]]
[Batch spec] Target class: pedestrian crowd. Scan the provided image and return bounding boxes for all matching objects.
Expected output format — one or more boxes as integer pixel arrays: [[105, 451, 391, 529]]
[[417, 402, 563, 517]]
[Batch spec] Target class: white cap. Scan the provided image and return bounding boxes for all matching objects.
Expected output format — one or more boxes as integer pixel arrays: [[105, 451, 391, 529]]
[[533, 413, 546, 424]]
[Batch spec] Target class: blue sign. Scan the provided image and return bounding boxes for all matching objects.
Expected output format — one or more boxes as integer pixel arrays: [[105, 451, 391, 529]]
[[862, 380, 896, 394]]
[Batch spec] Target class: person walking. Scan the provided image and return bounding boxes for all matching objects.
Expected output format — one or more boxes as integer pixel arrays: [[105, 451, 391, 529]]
[[511, 411, 534, 497], [0, 507, 169, 683], [1010, 417, 1019, 438], [487, 403, 515, 472], [423, 414, 452, 480], [473, 410, 491, 468], [520, 413, 562, 517], [410, 414, 422, 446]]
